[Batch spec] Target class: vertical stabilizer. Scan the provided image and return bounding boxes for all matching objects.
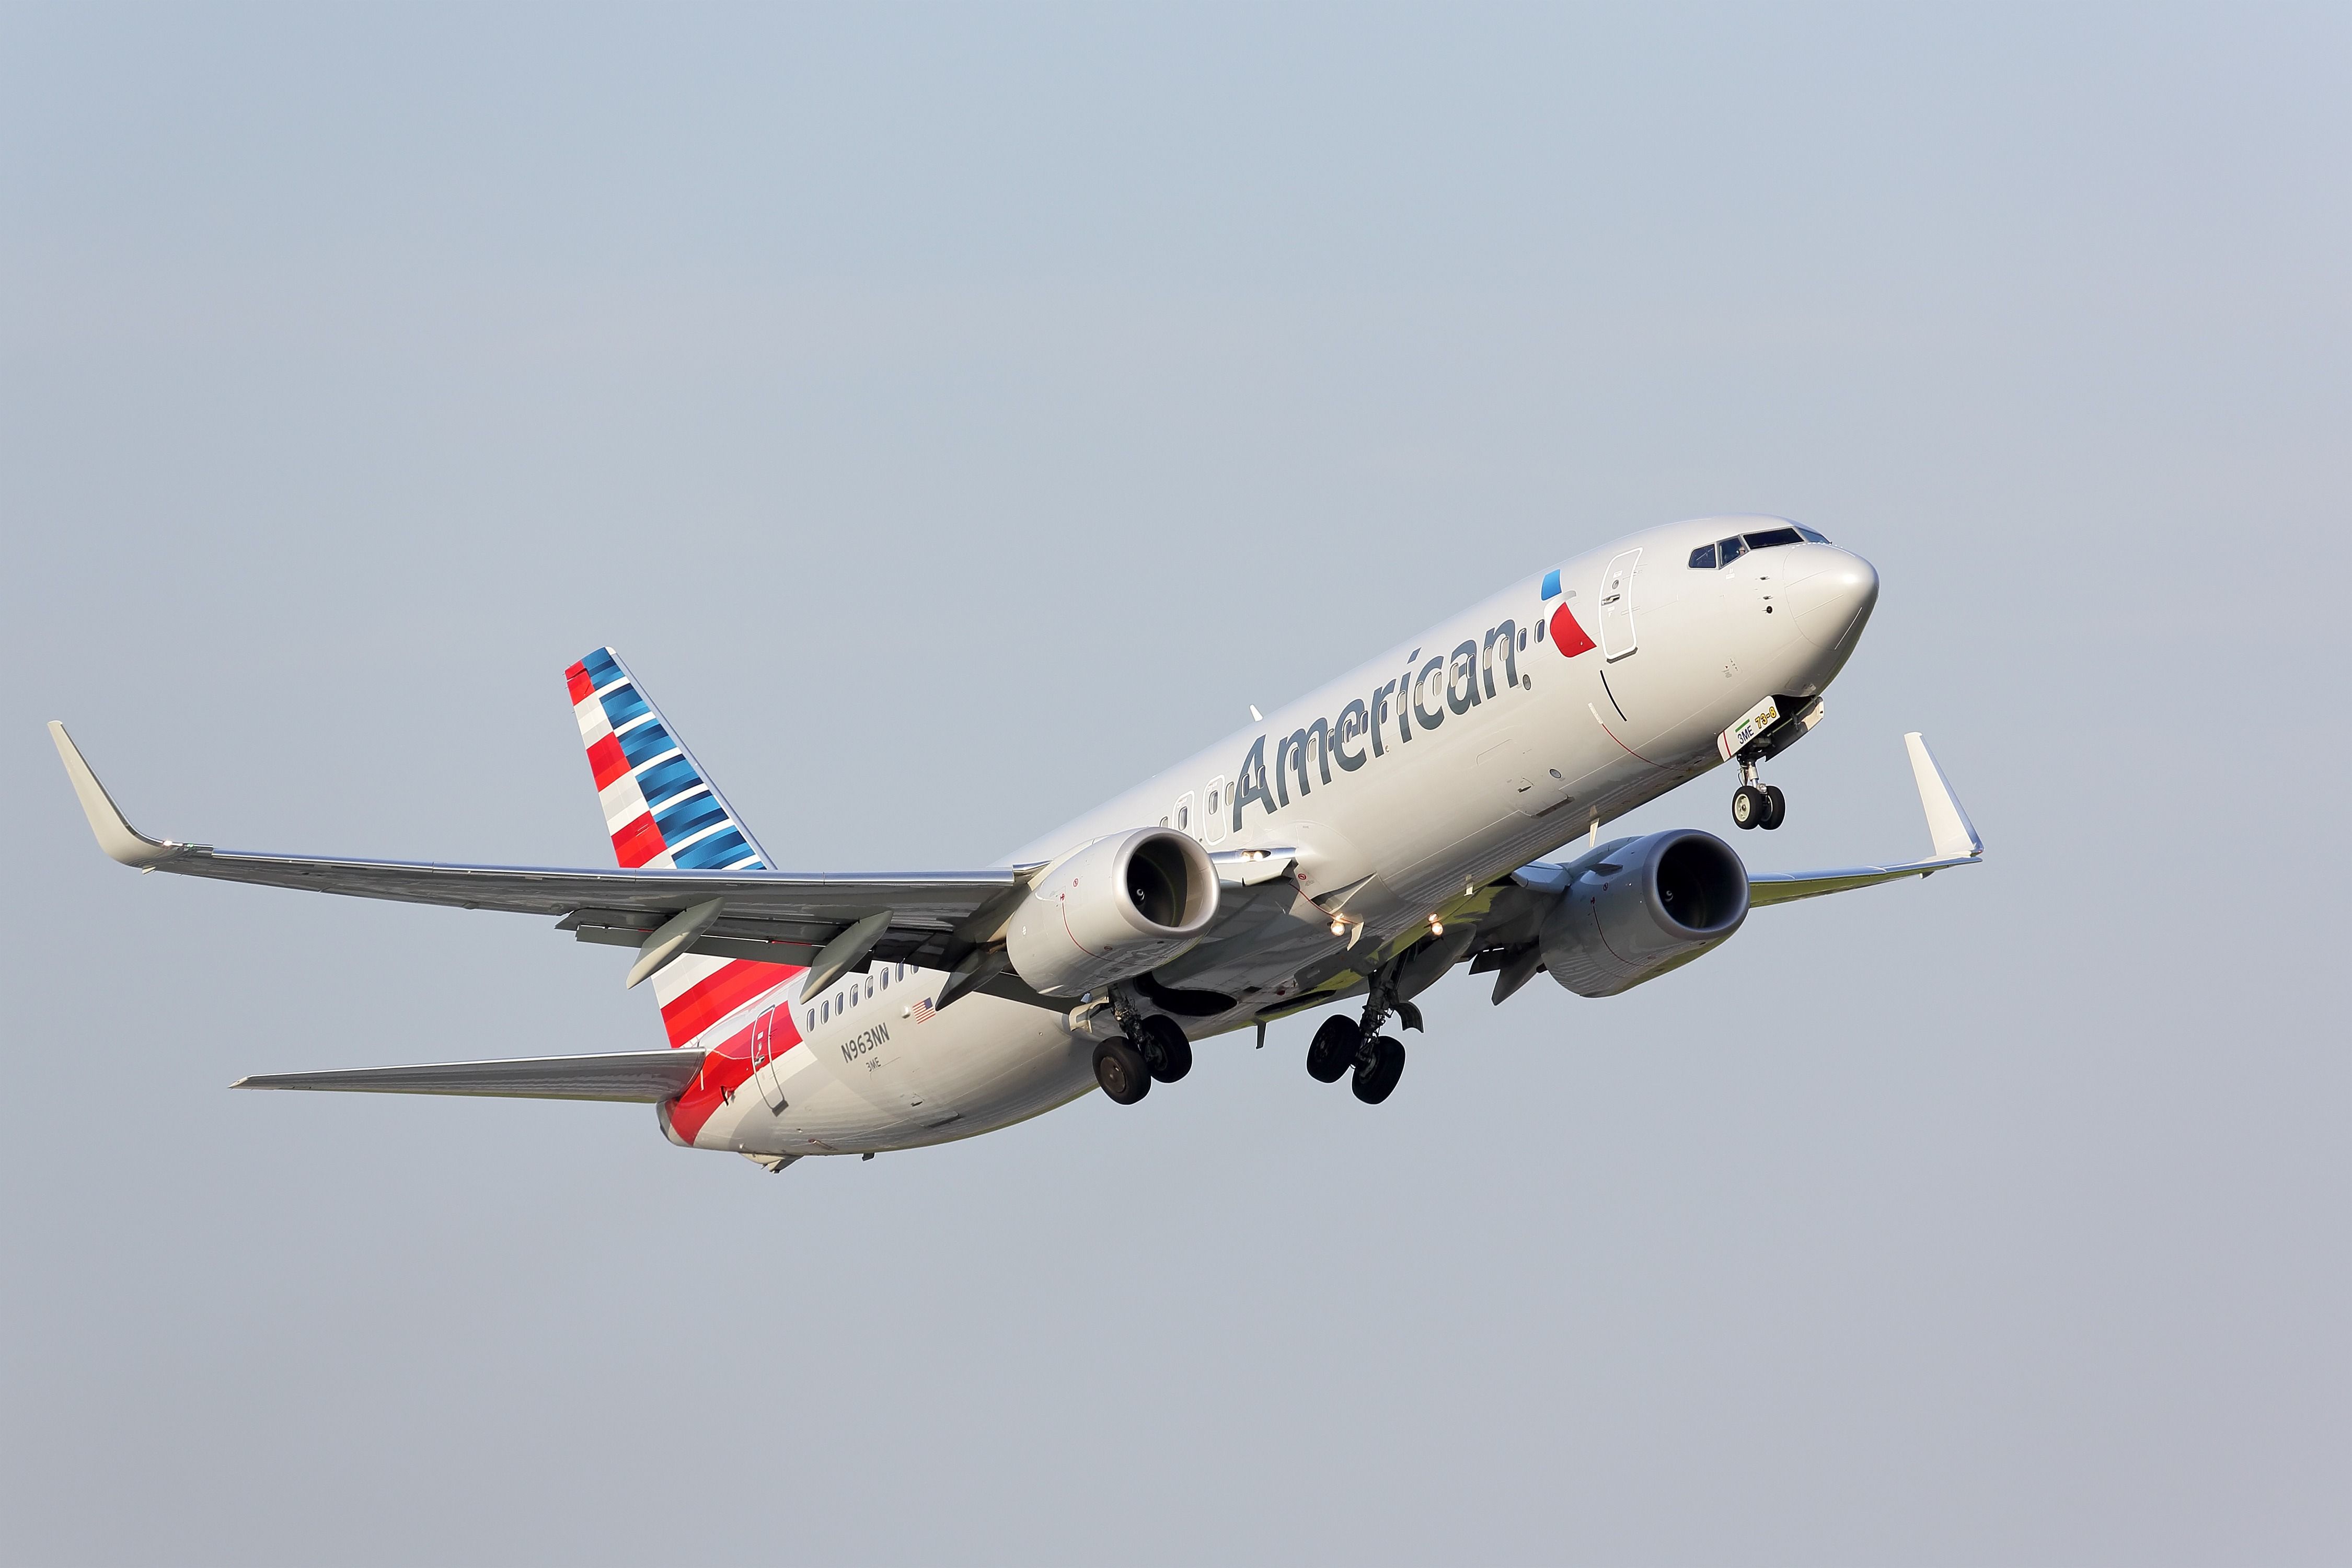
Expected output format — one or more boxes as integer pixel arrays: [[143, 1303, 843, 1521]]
[[564, 649, 802, 1050], [564, 648, 771, 871]]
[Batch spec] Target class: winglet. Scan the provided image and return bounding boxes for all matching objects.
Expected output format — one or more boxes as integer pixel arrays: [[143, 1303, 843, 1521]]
[[1904, 732, 1982, 861], [48, 722, 184, 869]]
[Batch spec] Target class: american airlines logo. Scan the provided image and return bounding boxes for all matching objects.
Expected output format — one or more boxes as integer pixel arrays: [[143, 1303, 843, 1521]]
[[1229, 611, 1563, 830]]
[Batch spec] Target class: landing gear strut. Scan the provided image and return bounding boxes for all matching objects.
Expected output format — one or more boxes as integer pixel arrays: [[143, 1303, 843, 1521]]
[[1092, 989, 1193, 1105], [1302, 958, 1417, 1104], [1731, 759, 1786, 831]]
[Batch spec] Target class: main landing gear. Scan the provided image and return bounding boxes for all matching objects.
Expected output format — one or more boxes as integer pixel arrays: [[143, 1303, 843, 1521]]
[[1730, 759, 1786, 831], [1092, 995, 1193, 1105], [1304, 961, 1417, 1105]]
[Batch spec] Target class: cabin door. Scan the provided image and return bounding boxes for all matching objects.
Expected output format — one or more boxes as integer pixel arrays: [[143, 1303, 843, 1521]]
[[750, 1007, 789, 1112], [1598, 549, 1642, 661]]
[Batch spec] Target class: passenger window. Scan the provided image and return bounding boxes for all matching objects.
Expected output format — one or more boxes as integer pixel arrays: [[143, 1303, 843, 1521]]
[[1688, 544, 1717, 569], [1535, 618, 1547, 641], [1517, 629, 1527, 651], [1717, 535, 1748, 565], [865, 978, 874, 1000], [820, 999, 829, 1023], [880, 969, 889, 991]]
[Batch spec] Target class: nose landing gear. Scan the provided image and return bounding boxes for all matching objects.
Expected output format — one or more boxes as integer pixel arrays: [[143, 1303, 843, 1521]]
[[1731, 761, 1786, 831]]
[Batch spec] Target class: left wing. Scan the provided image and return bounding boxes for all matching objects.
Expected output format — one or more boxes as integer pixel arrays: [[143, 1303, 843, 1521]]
[[49, 721, 1022, 972]]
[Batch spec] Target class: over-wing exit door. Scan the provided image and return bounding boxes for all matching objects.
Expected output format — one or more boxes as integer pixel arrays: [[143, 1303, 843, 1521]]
[[1598, 549, 1641, 660]]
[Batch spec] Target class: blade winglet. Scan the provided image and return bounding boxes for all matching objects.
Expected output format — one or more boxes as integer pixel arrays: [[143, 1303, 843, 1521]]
[[48, 722, 189, 869], [1905, 732, 1982, 860]]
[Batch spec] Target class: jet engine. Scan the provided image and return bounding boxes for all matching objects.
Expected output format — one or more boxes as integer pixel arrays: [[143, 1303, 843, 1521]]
[[1005, 827, 1220, 997], [1540, 829, 1749, 997]]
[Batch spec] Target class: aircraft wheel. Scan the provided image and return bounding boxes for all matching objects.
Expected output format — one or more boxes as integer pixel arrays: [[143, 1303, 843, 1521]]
[[1306, 1016, 1360, 1082], [1092, 1039, 1151, 1104], [1731, 783, 1767, 829], [1352, 1035, 1406, 1104], [1140, 1014, 1193, 1083], [1760, 785, 1787, 830]]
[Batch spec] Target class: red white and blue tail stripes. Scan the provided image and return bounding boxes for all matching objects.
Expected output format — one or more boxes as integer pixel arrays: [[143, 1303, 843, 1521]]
[[566, 648, 767, 872]]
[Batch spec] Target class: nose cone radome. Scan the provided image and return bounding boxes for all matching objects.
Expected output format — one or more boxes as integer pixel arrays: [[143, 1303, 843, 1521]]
[[1791, 548, 1879, 652]]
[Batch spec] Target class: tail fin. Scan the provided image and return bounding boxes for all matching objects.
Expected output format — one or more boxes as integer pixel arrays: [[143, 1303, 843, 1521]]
[[564, 647, 769, 871], [566, 648, 803, 1050]]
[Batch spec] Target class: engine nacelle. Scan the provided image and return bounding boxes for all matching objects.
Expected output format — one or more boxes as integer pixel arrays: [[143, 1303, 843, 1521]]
[[1540, 829, 1749, 997], [1005, 828, 1220, 998]]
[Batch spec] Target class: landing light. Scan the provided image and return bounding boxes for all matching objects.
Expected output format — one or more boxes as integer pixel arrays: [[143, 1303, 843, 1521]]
[[1428, 917, 1445, 937], [1329, 918, 1346, 936]]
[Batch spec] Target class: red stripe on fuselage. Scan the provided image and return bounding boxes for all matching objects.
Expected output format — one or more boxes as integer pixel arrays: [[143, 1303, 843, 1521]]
[[661, 959, 798, 1047], [660, 962, 806, 1144]]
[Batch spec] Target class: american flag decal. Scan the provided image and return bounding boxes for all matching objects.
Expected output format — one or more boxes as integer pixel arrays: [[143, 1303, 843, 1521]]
[[909, 997, 936, 1023]]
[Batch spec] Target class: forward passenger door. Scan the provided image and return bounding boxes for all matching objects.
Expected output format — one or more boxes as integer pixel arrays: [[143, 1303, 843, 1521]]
[[1598, 549, 1642, 660]]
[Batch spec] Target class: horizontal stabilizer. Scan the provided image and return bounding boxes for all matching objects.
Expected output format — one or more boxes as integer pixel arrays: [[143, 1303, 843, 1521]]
[[235, 1049, 708, 1101]]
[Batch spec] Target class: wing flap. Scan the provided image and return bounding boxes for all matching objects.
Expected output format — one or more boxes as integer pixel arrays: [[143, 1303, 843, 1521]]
[[234, 1050, 709, 1101]]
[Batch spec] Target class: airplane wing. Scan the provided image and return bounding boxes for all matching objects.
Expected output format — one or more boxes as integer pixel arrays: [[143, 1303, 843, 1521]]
[[235, 1050, 708, 1101], [1746, 732, 1982, 906], [50, 722, 1021, 971]]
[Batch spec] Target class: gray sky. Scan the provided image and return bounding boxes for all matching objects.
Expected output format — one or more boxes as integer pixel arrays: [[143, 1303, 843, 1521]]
[[3, 5, 2345, 1563]]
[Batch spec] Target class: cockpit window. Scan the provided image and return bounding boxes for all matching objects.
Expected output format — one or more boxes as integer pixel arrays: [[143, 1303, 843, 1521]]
[[1701, 527, 1829, 568]]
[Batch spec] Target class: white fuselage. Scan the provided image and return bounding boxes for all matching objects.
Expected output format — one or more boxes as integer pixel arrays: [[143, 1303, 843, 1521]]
[[670, 516, 1879, 1158]]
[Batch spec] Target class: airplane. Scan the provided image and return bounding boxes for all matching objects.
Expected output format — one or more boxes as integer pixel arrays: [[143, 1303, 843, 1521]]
[[51, 513, 1980, 1173]]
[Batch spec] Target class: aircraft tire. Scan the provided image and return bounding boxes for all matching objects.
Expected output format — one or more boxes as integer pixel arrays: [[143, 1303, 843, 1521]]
[[1761, 785, 1787, 830], [1092, 1039, 1151, 1104], [1352, 1035, 1406, 1104], [1307, 1016, 1360, 1083], [1140, 1014, 1193, 1083], [1731, 784, 1766, 829]]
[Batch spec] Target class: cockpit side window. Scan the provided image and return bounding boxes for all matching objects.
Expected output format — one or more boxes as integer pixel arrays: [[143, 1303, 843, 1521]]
[[1688, 544, 1717, 569], [1716, 535, 1748, 566], [1743, 526, 1804, 550], [1796, 525, 1830, 543]]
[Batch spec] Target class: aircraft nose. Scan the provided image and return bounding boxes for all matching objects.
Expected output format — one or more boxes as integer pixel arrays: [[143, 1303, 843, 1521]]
[[1791, 548, 1879, 651]]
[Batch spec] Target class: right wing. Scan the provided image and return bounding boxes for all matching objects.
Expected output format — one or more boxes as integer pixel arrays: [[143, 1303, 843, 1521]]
[[1746, 732, 1983, 906], [235, 1050, 708, 1101], [50, 721, 1025, 973]]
